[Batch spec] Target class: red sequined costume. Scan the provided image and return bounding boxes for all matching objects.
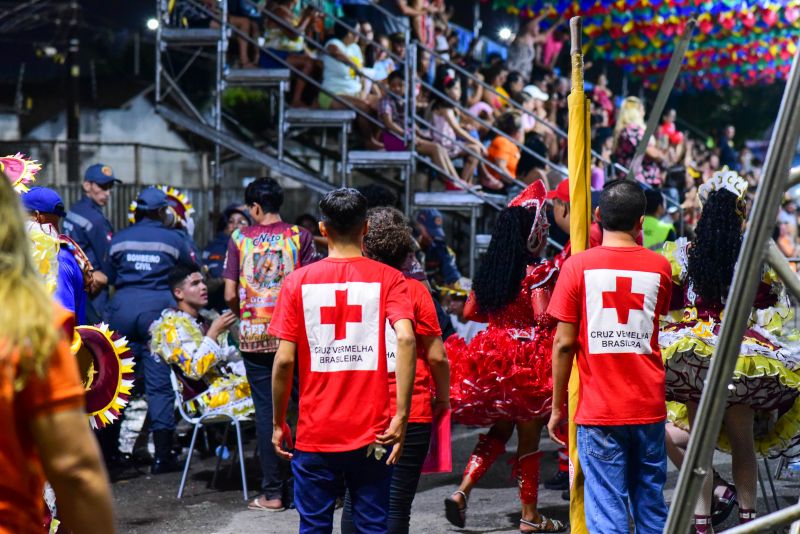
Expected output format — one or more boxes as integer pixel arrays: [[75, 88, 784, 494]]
[[446, 257, 558, 426]]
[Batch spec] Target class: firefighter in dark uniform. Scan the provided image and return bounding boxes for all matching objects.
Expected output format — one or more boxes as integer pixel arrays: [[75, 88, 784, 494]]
[[63, 163, 120, 322], [106, 186, 197, 474]]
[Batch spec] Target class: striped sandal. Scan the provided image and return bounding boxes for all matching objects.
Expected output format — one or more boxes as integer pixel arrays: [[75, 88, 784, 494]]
[[520, 516, 567, 533]]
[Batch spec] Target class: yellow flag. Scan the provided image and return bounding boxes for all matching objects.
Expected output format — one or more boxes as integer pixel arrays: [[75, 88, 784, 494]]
[[566, 17, 593, 534]]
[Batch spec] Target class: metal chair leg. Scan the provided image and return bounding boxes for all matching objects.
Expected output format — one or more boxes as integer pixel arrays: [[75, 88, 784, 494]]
[[178, 423, 202, 499], [234, 419, 249, 501], [764, 457, 781, 511]]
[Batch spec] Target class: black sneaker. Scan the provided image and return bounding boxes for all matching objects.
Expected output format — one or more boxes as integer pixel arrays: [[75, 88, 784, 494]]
[[151, 455, 182, 475], [544, 471, 570, 491]]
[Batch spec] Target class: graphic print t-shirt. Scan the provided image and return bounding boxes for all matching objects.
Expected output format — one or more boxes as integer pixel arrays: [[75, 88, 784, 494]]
[[268, 257, 413, 452], [547, 246, 672, 425], [223, 222, 316, 353], [385, 277, 442, 423]]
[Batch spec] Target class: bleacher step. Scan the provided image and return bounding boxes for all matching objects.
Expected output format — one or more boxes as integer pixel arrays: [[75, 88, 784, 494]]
[[225, 68, 290, 86], [160, 28, 220, 45], [284, 109, 356, 127], [348, 151, 413, 166]]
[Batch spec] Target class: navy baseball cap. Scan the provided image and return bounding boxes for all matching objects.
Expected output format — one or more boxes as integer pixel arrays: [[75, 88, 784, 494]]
[[135, 187, 169, 210], [416, 208, 446, 241], [223, 203, 252, 225], [84, 163, 121, 185], [21, 187, 67, 217]]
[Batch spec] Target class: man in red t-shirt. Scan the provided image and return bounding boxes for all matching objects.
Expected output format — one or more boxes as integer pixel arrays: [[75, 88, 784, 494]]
[[546, 180, 672, 533], [269, 189, 416, 533]]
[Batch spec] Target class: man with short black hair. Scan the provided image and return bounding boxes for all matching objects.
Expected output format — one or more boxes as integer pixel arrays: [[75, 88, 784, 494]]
[[547, 179, 673, 533], [269, 188, 416, 533], [223, 177, 317, 511]]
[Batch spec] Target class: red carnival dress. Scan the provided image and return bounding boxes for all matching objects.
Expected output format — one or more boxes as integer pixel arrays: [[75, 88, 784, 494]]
[[446, 260, 558, 425]]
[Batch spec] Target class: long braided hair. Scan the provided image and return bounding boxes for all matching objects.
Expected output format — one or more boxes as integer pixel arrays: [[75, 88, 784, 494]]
[[687, 189, 743, 303], [474, 206, 535, 313]]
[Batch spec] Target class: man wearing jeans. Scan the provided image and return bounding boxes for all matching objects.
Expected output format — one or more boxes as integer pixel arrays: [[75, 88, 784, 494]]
[[223, 177, 317, 511], [270, 189, 417, 533], [546, 180, 673, 533]]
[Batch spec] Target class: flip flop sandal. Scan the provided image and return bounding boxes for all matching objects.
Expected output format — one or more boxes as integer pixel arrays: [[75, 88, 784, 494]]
[[711, 484, 737, 527], [248, 497, 285, 512], [444, 491, 467, 528], [520, 516, 567, 533]]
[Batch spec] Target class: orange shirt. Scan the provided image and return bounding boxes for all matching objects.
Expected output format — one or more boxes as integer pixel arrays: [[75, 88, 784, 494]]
[[487, 135, 521, 182], [0, 308, 85, 534]]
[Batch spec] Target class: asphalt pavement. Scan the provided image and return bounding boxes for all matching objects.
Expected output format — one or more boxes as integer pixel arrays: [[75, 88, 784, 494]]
[[112, 424, 800, 533]]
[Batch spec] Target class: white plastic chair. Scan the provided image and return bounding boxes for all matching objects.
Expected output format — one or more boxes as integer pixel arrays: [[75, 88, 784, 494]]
[[170, 368, 250, 501]]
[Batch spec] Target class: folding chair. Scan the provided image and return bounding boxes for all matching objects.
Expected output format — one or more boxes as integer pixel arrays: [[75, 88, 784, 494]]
[[170, 368, 250, 501]]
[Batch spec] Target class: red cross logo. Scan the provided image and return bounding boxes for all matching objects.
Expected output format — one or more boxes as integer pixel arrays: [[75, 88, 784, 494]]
[[320, 289, 363, 341], [602, 276, 645, 324]]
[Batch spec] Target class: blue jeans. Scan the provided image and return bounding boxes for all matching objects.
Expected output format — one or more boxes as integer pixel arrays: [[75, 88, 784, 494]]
[[242, 353, 294, 501], [340, 423, 432, 534], [293, 446, 393, 534], [577, 423, 668, 534]]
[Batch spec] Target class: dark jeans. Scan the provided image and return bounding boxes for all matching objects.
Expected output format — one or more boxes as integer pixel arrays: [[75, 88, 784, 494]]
[[294, 446, 393, 534], [578, 423, 668, 534], [242, 352, 295, 501], [341, 423, 432, 534]]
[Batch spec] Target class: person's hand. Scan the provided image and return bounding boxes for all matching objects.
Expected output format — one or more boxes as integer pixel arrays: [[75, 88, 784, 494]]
[[547, 408, 566, 447], [208, 311, 237, 339], [433, 398, 450, 418], [376, 414, 407, 464], [272, 422, 294, 460], [89, 270, 108, 295]]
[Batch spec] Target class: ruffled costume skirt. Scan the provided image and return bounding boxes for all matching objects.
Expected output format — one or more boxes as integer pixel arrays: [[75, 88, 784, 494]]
[[446, 325, 554, 426], [661, 318, 800, 458]]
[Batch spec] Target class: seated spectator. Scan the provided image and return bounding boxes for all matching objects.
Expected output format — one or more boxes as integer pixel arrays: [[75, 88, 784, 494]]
[[263, 0, 319, 107], [379, 70, 459, 185], [614, 96, 667, 186], [520, 84, 559, 160], [486, 111, 524, 190], [150, 264, 253, 417], [481, 63, 509, 114], [172, 0, 258, 67], [441, 281, 487, 343], [320, 18, 379, 145], [202, 203, 251, 311], [431, 70, 488, 186], [642, 189, 677, 251], [434, 20, 451, 60], [498, 70, 524, 108]]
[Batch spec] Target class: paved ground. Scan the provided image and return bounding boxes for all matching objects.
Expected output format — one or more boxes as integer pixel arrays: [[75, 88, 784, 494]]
[[113, 424, 800, 533]]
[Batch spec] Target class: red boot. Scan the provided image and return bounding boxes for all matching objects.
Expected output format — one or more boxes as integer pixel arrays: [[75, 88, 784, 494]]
[[518, 451, 566, 532], [463, 433, 506, 484]]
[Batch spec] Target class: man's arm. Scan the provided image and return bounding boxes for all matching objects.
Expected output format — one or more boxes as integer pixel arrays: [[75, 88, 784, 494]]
[[224, 279, 240, 314], [377, 318, 415, 464], [30, 409, 115, 533], [271, 339, 297, 460], [547, 321, 578, 446], [421, 335, 450, 416]]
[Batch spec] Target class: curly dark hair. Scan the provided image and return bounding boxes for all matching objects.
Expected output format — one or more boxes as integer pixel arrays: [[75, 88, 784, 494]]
[[687, 189, 743, 304], [474, 206, 534, 313], [364, 207, 415, 270]]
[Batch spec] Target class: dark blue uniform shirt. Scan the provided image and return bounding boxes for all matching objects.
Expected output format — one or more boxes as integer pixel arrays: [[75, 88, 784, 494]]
[[63, 196, 114, 275], [202, 232, 229, 279], [108, 218, 196, 292]]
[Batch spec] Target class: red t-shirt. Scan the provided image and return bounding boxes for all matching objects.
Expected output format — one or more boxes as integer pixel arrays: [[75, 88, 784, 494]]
[[547, 246, 672, 425], [386, 278, 442, 423], [268, 257, 414, 452]]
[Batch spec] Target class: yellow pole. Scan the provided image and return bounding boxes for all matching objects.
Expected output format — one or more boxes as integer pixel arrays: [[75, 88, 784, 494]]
[[566, 16, 592, 533]]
